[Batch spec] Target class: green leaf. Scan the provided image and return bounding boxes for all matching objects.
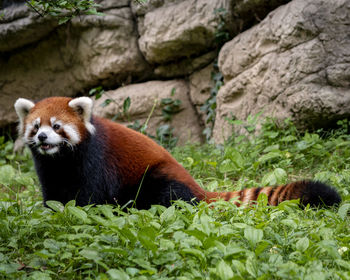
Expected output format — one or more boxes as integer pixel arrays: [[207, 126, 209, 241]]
[[257, 192, 268, 206], [244, 227, 263, 246], [137, 227, 157, 252], [0, 165, 16, 186], [199, 213, 212, 236], [281, 219, 297, 229], [160, 205, 176, 223], [281, 135, 297, 142], [58, 16, 70, 24], [80, 248, 101, 261], [46, 200, 64, 212], [99, 205, 115, 219], [255, 240, 270, 256], [258, 151, 283, 164], [28, 271, 52, 280], [246, 256, 258, 277], [180, 248, 205, 263], [101, 99, 112, 107], [185, 229, 207, 242], [335, 259, 350, 270], [43, 239, 62, 253], [86, 8, 105, 16], [0, 263, 20, 274], [123, 97, 131, 114], [296, 140, 313, 151], [296, 237, 309, 252], [318, 240, 341, 259], [338, 203, 350, 220], [233, 223, 248, 229], [261, 168, 287, 186], [219, 159, 236, 173], [107, 269, 130, 280], [15, 175, 34, 186], [216, 260, 233, 280], [67, 206, 88, 222], [226, 148, 244, 170]]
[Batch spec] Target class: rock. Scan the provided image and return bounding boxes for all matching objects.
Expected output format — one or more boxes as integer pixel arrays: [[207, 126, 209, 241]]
[[189, 63, 215, 124], [69, 7, 150, 85], [95, 0, 130, 9], [135, 0, 291, 65], [138, 0, 231, 64], [0, 1, 58, 52], [213, 0, 350, 142], [154, 51, 216, 78], [93, 80, 203, 145], [131, 0, 185, 17], [134, 0, 290, 77], [0, 5, 150, 127]]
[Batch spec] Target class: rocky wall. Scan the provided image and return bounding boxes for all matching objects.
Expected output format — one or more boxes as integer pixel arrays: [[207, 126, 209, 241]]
[[213, 0, 350, 142], [3, 0, 348, 145]]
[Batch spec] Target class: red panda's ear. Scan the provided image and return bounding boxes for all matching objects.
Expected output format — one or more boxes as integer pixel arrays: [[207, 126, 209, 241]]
[[68, 97, 95, 134], [14, 98, 35, 122], [14, 98, 35, 136]]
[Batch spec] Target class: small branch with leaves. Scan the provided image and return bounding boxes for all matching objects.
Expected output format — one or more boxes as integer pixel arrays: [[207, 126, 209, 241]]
[[25, 0, 148, 24]]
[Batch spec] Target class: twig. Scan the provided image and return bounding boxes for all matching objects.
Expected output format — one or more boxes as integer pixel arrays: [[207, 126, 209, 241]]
[[25, 0, 45, 17]]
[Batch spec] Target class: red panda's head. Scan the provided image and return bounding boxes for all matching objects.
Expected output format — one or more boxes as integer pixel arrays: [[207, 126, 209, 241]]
[[14, 96, 95, 155]]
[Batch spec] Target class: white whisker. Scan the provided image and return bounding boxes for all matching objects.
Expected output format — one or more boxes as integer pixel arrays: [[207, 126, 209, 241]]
[[63, 139, 74, 151]]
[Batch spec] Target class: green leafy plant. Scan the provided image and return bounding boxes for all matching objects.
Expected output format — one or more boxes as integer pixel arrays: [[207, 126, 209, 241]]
[[26, 0, 104, 24], [25, 0, 148, 24], [3, 115, 349, 279], [89, 86, 105, 101], [201, 61, 223, 141], [89, 86, 180, 149], [213, 7, 230, 48], [160, 98, 182, 122], [200, 7, 230, 142]]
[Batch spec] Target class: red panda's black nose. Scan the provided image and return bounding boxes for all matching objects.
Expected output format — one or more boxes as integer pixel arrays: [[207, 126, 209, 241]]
[[38, 132, 48, 142]]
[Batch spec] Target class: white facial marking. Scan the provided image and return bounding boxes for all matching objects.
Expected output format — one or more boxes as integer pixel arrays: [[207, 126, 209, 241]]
[[34, 125, 62, 155], [24, 124, 33, 140], [50, 117, 57, 125], [35, 125, 62, 145], [24, 117, 40, 140], [63, 124, 81, 144]]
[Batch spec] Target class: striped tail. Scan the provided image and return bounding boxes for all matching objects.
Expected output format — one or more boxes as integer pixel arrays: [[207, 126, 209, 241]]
[[205, 181, 341, 207]]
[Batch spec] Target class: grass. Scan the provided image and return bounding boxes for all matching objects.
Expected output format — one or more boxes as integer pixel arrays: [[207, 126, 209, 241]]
[[0, 118, 349, 279]]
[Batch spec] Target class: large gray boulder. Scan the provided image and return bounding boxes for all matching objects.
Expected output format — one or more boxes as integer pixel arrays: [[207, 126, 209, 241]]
[[0, 2, 149, 127], [133, 0, 291, 78], [93, 80, 203, 145], [136, 0, 231, 77], [0, 1, 58, 52], [213, 0, 350, 142], [137, 0, 228, 64]]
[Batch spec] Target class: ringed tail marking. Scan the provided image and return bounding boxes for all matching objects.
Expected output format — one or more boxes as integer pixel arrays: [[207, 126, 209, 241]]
[[204, 181, 341, 207]]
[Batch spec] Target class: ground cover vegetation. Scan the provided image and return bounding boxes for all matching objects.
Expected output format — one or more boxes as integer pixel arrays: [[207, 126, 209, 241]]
[[0, 118, 349, 279]]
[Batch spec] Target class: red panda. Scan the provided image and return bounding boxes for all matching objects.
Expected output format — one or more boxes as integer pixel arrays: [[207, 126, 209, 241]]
[[14, 96, 341, 209]]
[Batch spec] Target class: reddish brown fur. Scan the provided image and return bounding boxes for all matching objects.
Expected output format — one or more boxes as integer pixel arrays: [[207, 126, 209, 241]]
[[94, 117, 207, 198]]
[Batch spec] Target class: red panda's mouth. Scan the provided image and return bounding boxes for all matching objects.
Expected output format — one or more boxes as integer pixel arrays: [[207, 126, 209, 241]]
[[40, 144, 56, 150]]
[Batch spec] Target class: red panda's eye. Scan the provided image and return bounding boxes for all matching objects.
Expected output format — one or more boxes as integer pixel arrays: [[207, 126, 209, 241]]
[[53, 124, 60, 130], [34, 124, 39, 130]]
